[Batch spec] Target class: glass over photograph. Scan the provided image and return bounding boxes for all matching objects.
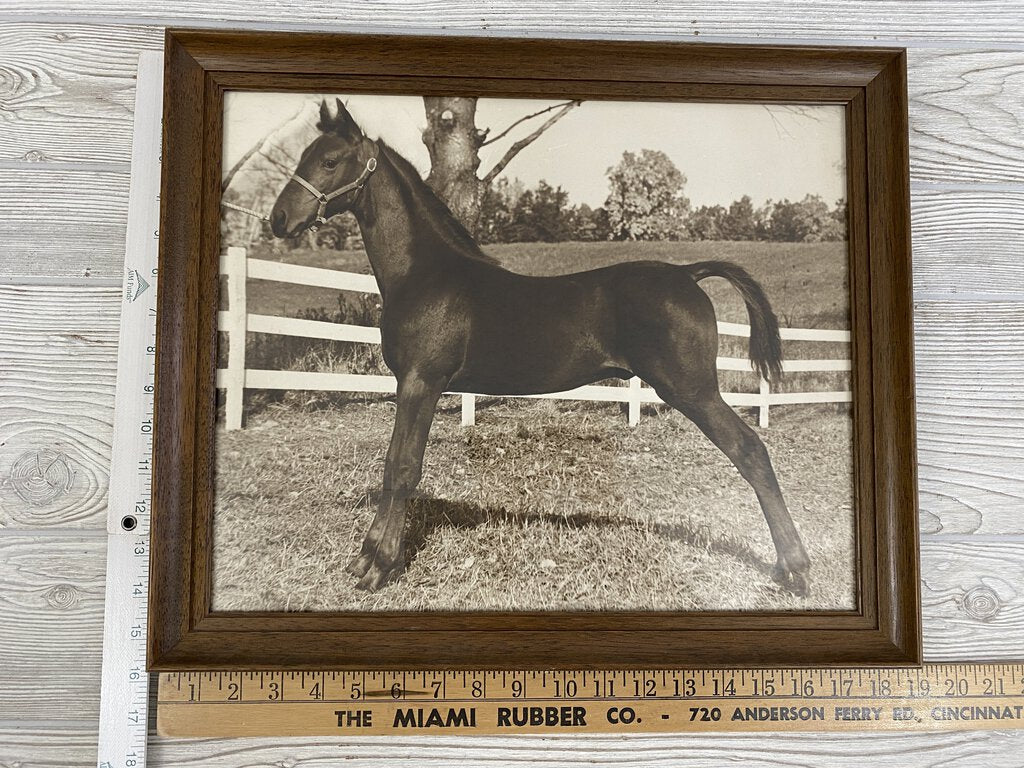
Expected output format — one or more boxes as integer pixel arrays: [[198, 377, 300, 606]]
[[213, 92, 855, 613]]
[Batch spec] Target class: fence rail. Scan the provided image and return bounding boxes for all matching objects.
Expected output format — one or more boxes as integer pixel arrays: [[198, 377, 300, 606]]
[[217, 247, 852, 431]]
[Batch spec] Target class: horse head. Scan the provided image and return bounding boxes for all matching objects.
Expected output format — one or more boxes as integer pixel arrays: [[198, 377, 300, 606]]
[[270, 98, 377, 237]]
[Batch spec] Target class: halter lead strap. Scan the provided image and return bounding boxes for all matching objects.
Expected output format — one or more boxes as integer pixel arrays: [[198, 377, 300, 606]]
[[290, 155, 378, 231]]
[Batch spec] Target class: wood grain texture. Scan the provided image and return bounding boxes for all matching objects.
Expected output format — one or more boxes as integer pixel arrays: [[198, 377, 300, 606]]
[[0, 535, 105, 720], [0, 725, 98, 768], [146, 729, 1024, 768], [912, 191, 1024, 299], [0, 22, 161, 164], [0, 285, 118, 529], [863, 49, 918, 661], [909, 49, 1024, 185], [6, 723, 1024, 768], [0, 167, 128, 280], [3, 1, 1024, 43], [921, 541, 1024, 659], [915, 302, 1024, 536]]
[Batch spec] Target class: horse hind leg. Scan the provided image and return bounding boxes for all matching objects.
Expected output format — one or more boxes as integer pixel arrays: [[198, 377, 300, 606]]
[[657, 383, 811, 595]]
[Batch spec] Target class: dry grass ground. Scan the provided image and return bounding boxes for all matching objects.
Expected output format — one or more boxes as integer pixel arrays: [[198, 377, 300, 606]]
[[212, 239, 855, 613], [212, 398, 855, 613]]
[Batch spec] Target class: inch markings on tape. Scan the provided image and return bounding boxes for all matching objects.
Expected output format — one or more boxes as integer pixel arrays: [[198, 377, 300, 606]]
[[158, 664, 1024, 737], [97, 49, 164, 768]]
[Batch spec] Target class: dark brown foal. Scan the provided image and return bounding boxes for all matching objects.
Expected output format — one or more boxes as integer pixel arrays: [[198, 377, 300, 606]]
[[270, 99, 811, 594]]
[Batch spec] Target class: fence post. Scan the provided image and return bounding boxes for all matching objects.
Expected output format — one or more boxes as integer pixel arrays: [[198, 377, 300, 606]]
[[461, 393, 476, 427], [628, 376, 642, 427], [225, 246, 248, 431], [758, 376, 770, 428]]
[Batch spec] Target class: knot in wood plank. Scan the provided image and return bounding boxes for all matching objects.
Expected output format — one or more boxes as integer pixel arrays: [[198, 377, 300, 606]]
[[961, 585, 1000, 622], [6, 448, 76, 507], [43, 583, 80, 610]]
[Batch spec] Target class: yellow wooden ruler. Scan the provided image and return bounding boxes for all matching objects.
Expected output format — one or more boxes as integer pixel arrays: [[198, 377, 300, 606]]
[[158, 664, 1024, 736]]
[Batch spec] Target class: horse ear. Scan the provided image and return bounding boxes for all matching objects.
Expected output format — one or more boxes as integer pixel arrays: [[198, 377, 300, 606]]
[[317, 99, 333, 132], [332, 98, 363, 140]]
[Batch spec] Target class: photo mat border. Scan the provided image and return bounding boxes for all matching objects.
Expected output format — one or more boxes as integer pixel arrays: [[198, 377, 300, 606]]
[[149, 30, 919, 670]]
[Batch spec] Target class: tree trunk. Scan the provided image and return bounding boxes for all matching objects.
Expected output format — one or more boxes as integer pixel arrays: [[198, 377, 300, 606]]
[[422, 96, 485, 234]]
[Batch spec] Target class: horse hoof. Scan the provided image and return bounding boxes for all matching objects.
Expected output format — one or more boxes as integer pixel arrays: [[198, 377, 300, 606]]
[[771, 563, 810, 597], [790, 572, 810, 597], [355, 561, 401, 592], [346, 552, 373, 578]]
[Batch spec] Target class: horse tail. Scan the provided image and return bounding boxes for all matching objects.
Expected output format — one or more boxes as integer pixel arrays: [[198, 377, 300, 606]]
[[687, 260, 784, 383]]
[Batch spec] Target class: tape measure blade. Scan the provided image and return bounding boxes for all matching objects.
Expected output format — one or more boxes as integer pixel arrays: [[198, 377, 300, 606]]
[[98, 537, 151, 765], [98, 49, 163, 768], [107, 48, 164, 538]]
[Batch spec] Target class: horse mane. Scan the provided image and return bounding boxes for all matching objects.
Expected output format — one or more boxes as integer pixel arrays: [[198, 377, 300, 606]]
[[377, 140, 501, 266]]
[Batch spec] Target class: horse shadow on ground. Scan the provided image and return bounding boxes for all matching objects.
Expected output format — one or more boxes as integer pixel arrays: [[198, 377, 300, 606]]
[[350, 491, 776, 581]]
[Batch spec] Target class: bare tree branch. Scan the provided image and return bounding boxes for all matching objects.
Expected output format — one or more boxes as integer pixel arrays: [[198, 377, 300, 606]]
[[480, 99, 580, 147], [255, 147, 299, 176], [481, 100, 581, 185], [222, 138, 269, 192], [221, 104, 306, 192], [762, 105, 792, 140], [762, 104, 823, 141]]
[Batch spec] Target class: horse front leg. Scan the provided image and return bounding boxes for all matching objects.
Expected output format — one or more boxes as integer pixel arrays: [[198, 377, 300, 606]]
[[347, 371, 446, 591]]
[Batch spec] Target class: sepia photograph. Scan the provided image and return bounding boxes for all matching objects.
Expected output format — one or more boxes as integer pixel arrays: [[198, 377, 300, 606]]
[[212, 91, 855, 614]]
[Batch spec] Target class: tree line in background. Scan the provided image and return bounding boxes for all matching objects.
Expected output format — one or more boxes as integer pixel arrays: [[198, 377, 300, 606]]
[[477, 148, 847, 245], [273, 145, 847, 251]]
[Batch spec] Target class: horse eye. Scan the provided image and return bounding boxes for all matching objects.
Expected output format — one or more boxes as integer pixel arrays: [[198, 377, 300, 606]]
[[323, 158, 338, 170]]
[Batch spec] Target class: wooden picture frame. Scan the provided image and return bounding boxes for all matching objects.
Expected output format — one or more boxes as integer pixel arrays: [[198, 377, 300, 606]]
[[149, 29, 920, 670]]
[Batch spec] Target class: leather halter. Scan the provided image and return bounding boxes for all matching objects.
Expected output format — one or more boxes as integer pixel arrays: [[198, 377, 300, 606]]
[[290, 154, 378, 232]]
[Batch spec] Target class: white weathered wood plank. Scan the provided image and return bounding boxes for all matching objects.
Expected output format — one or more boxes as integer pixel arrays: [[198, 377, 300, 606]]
[[0, 535, 105, 720], [912, 191, 1024, 299], [0, 285, 118, 529], [0, 22, 161, 164], [921, 541, 1024, 659], [0, 167, 128, 280], [909, 49, 1024, 186], [3, 1, 1024, 44], [915, 302, 1024, 536], [146, 729, 1024, 767], [0, 725, 98, 768], [8, 723, 1024, 768]]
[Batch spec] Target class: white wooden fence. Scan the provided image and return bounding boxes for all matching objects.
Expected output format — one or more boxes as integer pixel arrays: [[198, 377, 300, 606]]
[[216, 246, 852, 431]]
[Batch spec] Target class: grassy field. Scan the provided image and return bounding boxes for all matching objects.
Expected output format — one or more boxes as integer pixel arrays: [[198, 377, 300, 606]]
[[212, 398, 855, 612], [212, 238, 855, 613]]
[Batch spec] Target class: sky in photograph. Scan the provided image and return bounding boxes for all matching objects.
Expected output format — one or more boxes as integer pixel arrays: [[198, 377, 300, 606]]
[[224, 91, 846, 209]]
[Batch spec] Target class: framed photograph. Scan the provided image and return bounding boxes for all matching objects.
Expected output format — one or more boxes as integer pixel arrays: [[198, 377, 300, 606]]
[[149, 30, 920, 669]]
